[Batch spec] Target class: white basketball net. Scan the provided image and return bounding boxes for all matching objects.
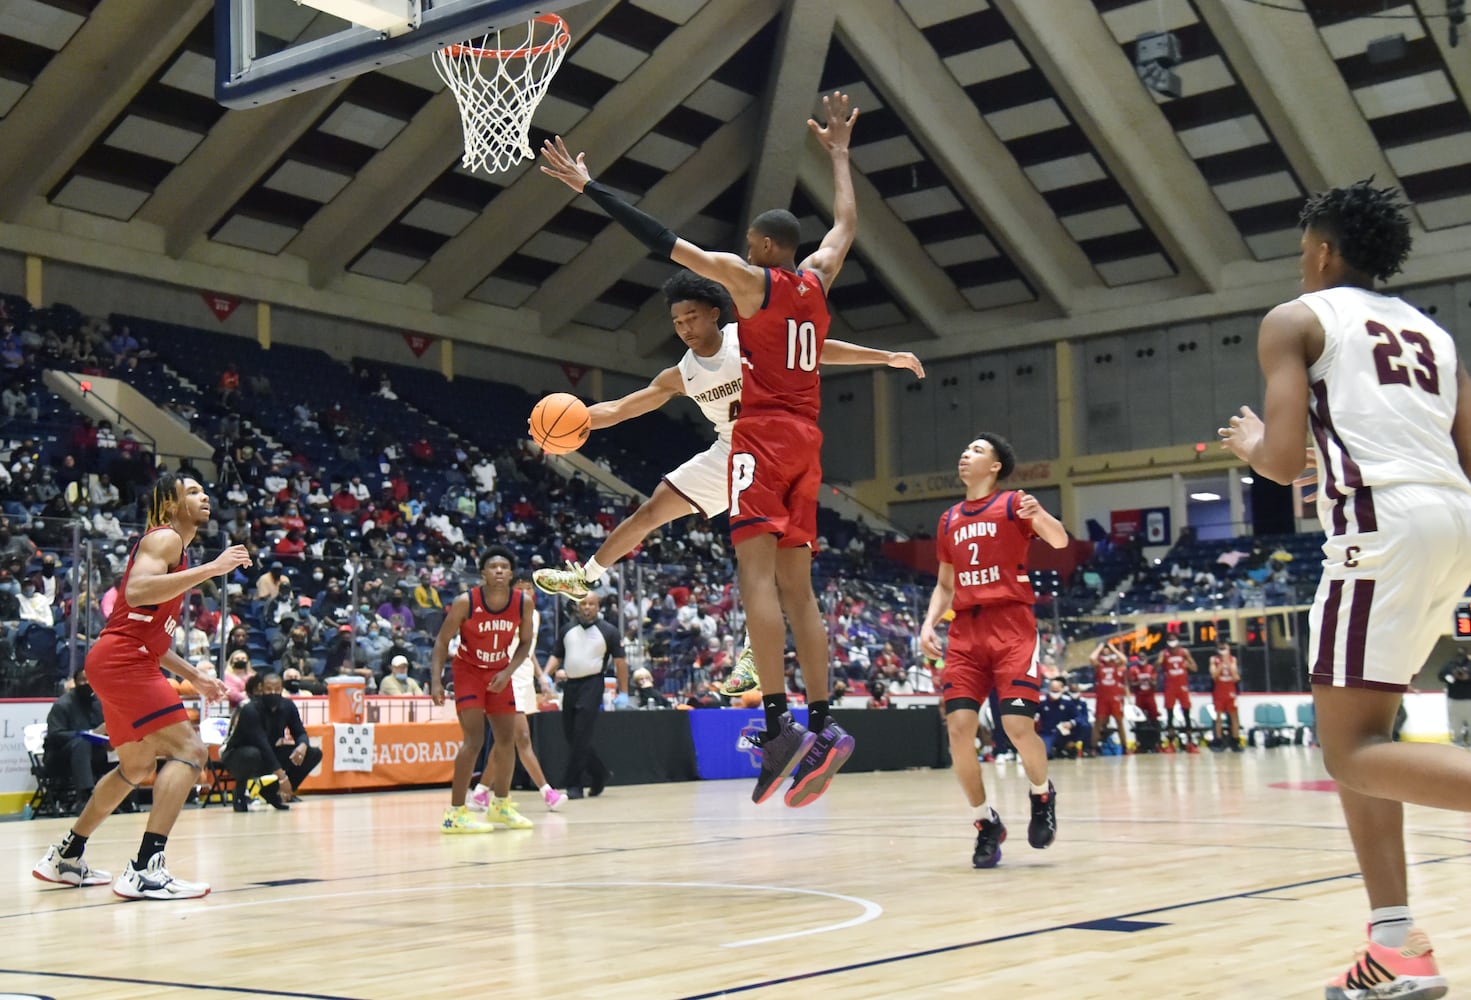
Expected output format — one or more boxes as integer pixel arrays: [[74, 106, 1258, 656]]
[[432, 15, 569, 175]]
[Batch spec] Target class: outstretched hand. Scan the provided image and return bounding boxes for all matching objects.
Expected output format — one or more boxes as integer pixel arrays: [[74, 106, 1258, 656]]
[[1217, 405, 1264, 464], [539, 135, 592, 192], [807, 91, 859, 153], [888, 352, 925, 379]]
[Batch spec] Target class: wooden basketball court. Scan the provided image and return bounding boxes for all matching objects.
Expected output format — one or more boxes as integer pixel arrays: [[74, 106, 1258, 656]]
[[4, 750, 1469, 998]]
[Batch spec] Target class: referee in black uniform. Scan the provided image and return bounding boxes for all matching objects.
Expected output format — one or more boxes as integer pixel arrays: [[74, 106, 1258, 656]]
[[547, 593, 628, 798]]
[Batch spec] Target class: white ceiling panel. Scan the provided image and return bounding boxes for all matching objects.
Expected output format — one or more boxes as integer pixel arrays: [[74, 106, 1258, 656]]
[[985, 99, 1069, 142], [1023, 153, 1106, 193], [1385, 133, 1471, 176], [319, 103, 408, 149], [629, 0, 700, 26], [683, 78, 753, 121], [159, 51, 216, 100], [1417, 193, 1471, 230], [925, 234, 1000, 267], [899, 0, 988, 30], [1245, 228, 1302, 260], [1061, 204, 1141, 243], [1212, 171, 1300, 212], [1100, 0, 1198, 45], [1318, 5, 1424, 59], [1177, 114, 1268, 159], [51, 176, 149, 220], [626, 131, 696, 171], [575, 301, 634, 330], [568, 34, 648, 81], [105, 116, 203, 164], [961, 279, 1033, 310], [521, 230, 586, 264], [0, 79, 27, 118], [944, 40, 1029, 88], [887, 186, 964, 222], [850, 134, 923, 174], [1353, 72, 1456, 120], [0, 0, 84, 49], [212, 214, 298, 254], [401, 198, 477, 237], [265, 160, 352, 203], [843, 302, 908, 331], [350, 248, 425, 283], [470, 275, 537, 308], [1096, 253, 1175, 286]]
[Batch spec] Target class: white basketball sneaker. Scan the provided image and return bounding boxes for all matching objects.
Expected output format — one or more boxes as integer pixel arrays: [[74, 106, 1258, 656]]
[[33, 845, 111, 887], [113, 854, 210, 900]]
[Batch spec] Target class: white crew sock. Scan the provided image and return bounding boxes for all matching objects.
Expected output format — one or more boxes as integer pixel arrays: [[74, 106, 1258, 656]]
[[583, 557, 607, 582], [1369, 906, 1413, 947], [1029, 781, 1050, 796], [972, 804, 999, 824], [472, 783, 489, 797], [538, 784, 552, 795]]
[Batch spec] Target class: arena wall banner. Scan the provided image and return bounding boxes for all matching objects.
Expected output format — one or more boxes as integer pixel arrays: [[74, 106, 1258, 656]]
[[0, 699, 53, 814]]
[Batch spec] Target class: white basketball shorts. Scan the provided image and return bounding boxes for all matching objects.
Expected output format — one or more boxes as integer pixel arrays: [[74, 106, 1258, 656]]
[[1308, 483, 1471, 691], [662, 438, 731, 520], [511, 659, 538, 715]]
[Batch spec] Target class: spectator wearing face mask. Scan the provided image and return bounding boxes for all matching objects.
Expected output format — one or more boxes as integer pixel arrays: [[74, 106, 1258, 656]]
[[18, 576, 54, 627], [221, 673, 320, 811], [356, 620, 393, 670], [223, 651, 255, 708], [378, 654, 424, 695], [45, 670, 110, 808], [1038, 678, 1092, 759], [31, 553, 66, 607]]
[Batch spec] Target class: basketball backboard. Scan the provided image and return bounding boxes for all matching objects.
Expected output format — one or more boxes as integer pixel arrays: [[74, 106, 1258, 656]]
[[214, 0, 579, 109]]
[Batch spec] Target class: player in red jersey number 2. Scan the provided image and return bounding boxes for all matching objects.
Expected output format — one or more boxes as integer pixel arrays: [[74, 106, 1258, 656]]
[[34, 474, 251, 899], [920, 435, 1069, 868], [541, 93, 862, 808]]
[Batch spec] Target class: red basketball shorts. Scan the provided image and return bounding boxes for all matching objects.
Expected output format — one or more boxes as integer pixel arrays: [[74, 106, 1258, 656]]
[[453, 661, 516, 716], [1095, 692, 1124, 719], [940, 603, 1041, 707], [1213, 684, 1238, 715], [86, 634, 188, 745], [1164, 686, 1191, 712], [1134, 692, 1159, 719], [728, 414, 822, 548]]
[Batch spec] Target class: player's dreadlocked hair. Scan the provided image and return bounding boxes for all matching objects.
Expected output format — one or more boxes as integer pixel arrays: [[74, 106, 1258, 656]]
[[145, 472, 182, 529], [1297, 179, 1412, 283], [976, 432, 1016, 480], [662, 270, 733, 325]]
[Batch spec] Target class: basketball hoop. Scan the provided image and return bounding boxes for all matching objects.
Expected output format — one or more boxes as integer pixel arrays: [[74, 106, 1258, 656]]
[[433, 14, 570, 175]]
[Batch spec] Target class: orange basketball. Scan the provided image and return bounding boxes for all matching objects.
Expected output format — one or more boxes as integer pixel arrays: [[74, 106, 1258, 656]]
[[528, 392, 591, 455]]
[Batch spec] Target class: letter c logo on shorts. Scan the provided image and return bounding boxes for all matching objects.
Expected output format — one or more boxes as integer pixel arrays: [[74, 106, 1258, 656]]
[[1345, 545, 1361, 568], [730, 453, 756, 516]]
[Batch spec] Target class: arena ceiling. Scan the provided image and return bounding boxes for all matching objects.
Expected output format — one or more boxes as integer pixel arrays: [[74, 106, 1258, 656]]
[[1, 0, 1470, 368]]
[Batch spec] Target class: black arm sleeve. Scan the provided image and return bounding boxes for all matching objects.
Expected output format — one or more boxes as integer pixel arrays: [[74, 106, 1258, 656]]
[[582, 181, 678, 258]]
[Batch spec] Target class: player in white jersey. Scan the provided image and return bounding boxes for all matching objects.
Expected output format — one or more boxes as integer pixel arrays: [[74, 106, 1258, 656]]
[[1220, 180, 1471, 999], [533, 269, 922, 610], [468, 577, 566, 812]]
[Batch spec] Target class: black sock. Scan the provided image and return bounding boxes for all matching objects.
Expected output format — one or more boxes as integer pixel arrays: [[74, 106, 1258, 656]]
[[136, 832, 168, 869], [58, 830, 87, 860], [762, 693, 788, 736], [808, 700, 830, 734]]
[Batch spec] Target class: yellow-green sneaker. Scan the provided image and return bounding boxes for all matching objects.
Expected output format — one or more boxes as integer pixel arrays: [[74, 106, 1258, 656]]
[[719, 646, 759, 697], [441, 805, 495, 834], [488, 797, 533, 830], [533, 561, 590, 599]]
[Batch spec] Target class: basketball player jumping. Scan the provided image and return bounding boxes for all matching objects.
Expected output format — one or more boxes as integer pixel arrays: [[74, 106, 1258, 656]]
[[1220, 179, 1471, 998], [542, 92, 860, 806], [34, 474, 251, 899], [532, 268, 924, 697], [430, 546, 535, 833], [919, 434, 1068, 867]]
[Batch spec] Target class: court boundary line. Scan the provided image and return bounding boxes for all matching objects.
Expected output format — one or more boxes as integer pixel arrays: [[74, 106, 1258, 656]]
[[0, 968, 368, 1000], [672, 852, 1471, 999]]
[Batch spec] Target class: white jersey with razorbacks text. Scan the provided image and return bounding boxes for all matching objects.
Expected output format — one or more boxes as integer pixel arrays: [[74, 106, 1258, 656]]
[[1299, 286, 1471, 536], [677, 322, 742, 445]]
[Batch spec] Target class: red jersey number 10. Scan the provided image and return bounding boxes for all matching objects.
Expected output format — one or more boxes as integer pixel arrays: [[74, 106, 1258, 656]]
[[786, 319, 817, 372]]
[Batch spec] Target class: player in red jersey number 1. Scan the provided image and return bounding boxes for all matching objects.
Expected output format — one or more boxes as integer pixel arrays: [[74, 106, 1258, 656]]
[[920, 435, 1069, 868]]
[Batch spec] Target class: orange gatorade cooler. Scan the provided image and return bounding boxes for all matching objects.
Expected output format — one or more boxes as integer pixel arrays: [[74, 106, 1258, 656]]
[[326, 676, 366, 724]]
